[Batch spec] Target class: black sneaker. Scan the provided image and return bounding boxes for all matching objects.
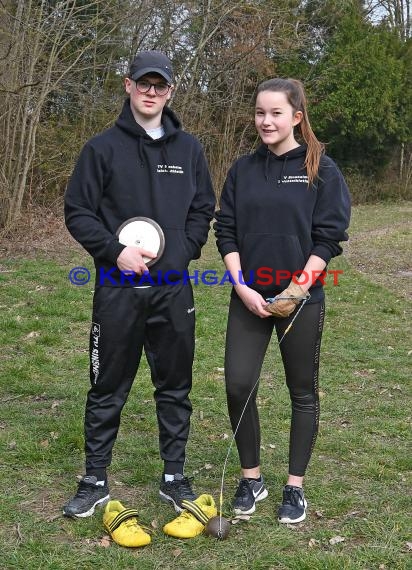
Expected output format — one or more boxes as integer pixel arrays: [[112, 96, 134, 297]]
[[63, 475, 110, 518], [278, 485, 307, 523], [159, 473, 197, 513], [233, 477, 268, 515]]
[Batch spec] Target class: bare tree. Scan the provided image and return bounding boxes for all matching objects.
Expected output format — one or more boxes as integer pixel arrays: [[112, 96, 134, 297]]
[[3, 0, 404, 222], [169, 0, 318, 197], [366, 0, 410, 38], [0, 0, 128, 228]]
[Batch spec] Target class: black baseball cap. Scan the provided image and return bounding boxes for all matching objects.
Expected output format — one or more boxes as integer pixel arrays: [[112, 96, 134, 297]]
[[129, 51, 173, 83]]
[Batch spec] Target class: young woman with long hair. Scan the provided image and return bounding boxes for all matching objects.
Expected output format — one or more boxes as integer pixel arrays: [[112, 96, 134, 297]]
[[215, 78, 351, 523]]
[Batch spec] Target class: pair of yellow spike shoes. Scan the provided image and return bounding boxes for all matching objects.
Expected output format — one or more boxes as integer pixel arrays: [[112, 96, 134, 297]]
[[103, 494, 217, 547]]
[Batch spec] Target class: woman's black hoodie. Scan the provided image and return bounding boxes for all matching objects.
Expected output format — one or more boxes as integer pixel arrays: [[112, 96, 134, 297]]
[[215, 144, 351, 302], [65, 99, 215, 287]]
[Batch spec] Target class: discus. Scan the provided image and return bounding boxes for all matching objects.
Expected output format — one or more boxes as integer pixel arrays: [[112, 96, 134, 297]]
[[116, 217, 165, 267]]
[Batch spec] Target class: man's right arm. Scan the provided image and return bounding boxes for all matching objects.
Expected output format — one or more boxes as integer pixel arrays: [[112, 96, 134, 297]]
[[64, 142, 125, 264]]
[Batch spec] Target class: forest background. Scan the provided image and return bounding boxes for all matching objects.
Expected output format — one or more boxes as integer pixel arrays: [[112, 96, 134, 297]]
[[0, 0, 411, 230]]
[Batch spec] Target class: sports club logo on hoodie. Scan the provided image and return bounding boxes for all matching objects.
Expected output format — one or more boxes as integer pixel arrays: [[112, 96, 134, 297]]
[[156, 164, 184, 174], [281, 175, 309, 184]]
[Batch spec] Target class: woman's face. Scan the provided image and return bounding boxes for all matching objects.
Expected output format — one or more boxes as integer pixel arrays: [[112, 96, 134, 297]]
[[255, 90, 302, 155]]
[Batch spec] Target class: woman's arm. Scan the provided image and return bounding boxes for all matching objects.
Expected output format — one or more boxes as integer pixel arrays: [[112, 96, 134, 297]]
[[223, 252, 271, 318]]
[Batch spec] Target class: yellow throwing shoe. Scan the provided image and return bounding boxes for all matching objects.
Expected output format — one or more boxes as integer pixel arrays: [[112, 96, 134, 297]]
[[163, 494, 217, 538], [103, 500, 151, 547]]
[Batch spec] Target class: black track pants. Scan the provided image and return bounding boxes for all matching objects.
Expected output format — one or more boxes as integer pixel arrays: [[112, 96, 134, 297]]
[[84, 282, 195, 472], [225, 295, 325, 476]]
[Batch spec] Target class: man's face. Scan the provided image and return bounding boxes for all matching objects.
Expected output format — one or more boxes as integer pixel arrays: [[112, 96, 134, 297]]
[[125, 73, 172, 122]]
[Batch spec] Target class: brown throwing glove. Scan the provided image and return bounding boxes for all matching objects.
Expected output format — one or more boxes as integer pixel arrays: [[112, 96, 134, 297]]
[[265, 281, 310, 318]]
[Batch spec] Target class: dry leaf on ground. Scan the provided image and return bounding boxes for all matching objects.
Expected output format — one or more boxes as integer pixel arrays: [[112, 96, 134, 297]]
[[173, 548, 182, 557], [329, 535, 345, 545], [98, 536, 111, 548]]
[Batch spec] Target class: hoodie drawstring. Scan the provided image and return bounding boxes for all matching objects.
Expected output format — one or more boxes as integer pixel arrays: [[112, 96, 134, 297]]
[[265, 150, 270, 181], [161, 141, 171, 175], [137, 137, 145, 168], [265, 149, 289, 187], [137, 136, 171, 173], [277, 156, 288, 187]]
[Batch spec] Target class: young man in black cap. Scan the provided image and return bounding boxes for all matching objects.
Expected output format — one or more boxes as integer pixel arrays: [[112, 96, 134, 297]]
[[63, 51, 215, 518]]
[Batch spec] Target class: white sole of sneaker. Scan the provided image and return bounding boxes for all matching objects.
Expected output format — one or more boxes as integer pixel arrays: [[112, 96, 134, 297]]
[[63, 494, 110, 518], [278, 512, 306, 524], [159, 490, 183, 513], [278, 499, 307, 524], [233, 488, 268, 515]]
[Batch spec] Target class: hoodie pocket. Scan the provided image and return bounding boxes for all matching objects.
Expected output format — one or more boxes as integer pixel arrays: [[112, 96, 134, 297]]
[[152, 229, 191, 280], [240, 233, 306, 292]]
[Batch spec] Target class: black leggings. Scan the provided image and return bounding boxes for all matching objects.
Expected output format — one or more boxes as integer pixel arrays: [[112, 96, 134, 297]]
[[225, 295, 325, 477]]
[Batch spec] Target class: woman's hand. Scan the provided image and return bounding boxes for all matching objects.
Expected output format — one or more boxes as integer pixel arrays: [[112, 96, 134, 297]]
[[235, 284, 272, 318], [265, 282, 309, 318]]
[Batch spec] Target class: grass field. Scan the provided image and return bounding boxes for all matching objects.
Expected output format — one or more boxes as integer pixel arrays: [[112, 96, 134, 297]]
[[0, 202, 411, 570]]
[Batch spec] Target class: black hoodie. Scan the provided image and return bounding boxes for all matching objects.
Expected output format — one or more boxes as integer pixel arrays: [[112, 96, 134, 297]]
[[215, 144, 351, 302], [65, 99, 215, 286]]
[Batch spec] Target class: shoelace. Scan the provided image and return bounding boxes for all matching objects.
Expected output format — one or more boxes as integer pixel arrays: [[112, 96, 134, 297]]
[[122, 518, 152, 533], [173, 476, 194, 496], [284, 487, 303, 506], [177, 510, 194, 521], [235, 479, 252, 499], [74, 481, 97, 499]]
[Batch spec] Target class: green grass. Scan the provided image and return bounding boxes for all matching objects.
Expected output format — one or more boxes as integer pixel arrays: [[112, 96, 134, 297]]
[[0, 203, 411, 569], [344, 200, 412, 299]]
